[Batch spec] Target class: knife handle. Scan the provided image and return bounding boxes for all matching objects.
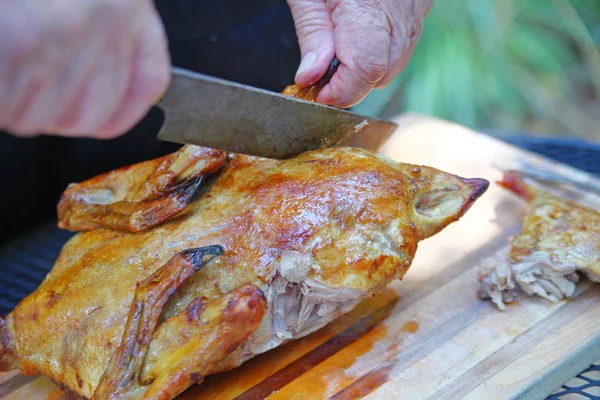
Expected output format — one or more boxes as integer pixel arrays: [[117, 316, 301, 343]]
[[281, 57, 340, 102], [320, 57, 341, 85]]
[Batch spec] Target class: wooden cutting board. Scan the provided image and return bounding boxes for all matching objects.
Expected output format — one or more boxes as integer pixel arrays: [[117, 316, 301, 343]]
[[1, 115, 599, 400]]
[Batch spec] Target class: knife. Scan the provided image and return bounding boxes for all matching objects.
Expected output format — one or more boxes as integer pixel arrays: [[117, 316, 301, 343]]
[[155, 65, 398, 159]]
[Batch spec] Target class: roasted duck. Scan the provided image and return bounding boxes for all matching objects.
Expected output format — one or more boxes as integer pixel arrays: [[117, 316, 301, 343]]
[[480, 171, 600, 309], [0, 142, 488, 399]]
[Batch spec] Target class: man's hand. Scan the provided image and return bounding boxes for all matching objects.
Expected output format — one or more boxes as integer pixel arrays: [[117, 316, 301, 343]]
[[0, 0, 170, 139], [288, 0, 433, 108]]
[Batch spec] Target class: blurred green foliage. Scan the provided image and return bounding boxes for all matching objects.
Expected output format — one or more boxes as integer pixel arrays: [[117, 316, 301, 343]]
[[354, 0, 600, 138]]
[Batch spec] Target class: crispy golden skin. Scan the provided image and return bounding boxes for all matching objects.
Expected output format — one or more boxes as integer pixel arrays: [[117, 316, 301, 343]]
[[500, 171, 600, 273], [480, 171, 600, 308], [0, 146, 487, 399]]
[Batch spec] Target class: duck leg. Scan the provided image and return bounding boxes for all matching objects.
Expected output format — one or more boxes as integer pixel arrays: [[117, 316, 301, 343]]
[[91, 245, 265, 399], [92, 245, 223, 399], [139, 284, 265, 399], [58, 145, 225, 232]]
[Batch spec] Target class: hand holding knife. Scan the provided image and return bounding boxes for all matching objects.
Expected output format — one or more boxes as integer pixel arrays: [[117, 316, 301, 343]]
[[156, 57, 398, 159]]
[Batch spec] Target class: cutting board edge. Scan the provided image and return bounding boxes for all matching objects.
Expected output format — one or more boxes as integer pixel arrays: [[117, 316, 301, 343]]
[[516, 331, 600, 400]]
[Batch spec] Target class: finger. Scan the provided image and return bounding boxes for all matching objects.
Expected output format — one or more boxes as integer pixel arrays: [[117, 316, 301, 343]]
[[316, 1, 390, 107], [3, 64, 46, 135], [55, 58, 131, 138], [2, 1, 130, 137], [15, 40, 75, 132], [375, 0, 429, 88], [0, 2, 43, 134], [52, 1, 137, 137], [1, 2, 90, 136], [21, 3, 94, 136], [288, 0, 335, 87], [96, 1, 170, 138], [31, 15, 130, 135]]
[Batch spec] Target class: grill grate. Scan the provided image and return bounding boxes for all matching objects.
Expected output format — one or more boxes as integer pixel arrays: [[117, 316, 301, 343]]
[[548, 363, 600, 399], [504, 137, 600, 178], [0, 222, 73, 315]]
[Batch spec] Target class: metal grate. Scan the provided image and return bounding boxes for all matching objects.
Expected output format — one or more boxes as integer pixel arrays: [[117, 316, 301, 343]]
[[504, 136, 600, 178], [0, 222, 73, 315], [548, 363, 600, 399]]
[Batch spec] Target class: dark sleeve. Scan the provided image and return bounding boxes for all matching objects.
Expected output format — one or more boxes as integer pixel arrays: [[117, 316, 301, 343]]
[[155, 0, 300, 91], [0, 112, 180, 244]]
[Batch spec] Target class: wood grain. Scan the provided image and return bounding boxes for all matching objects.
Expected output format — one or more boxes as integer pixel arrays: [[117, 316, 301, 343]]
[[1, 115, 599, 400]]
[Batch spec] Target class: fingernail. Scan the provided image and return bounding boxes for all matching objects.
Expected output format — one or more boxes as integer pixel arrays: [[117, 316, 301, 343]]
[[296, 52, 317, 77]]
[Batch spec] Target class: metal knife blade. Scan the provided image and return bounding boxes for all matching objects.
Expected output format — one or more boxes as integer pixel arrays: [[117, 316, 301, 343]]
[[156, 67, 398, 159]]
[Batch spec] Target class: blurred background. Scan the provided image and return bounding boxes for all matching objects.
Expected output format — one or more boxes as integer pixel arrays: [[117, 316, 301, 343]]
[[353, 0, 600, 142]]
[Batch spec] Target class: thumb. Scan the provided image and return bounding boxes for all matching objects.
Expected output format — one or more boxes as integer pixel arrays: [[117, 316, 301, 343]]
[[288, 0, 335, 87]]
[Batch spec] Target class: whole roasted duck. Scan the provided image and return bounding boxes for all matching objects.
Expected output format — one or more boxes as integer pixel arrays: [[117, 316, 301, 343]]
[[0, 67, 488, 398], [0, 144, 487, 399]]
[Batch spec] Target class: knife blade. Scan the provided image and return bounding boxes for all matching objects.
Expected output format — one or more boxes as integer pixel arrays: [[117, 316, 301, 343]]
[[155, 67, 398, 159]]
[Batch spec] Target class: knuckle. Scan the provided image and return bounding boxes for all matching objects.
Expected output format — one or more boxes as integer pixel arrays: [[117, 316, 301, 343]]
[[333, 95, 364, 108], [328, 82, 365, 108], [407, 14, 424, 43], [354, 58, 388, 84], [296, 20, 331, 40]]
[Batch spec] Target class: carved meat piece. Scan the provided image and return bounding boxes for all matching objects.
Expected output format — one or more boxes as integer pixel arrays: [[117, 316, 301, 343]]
[[480, 171, 600, 309]]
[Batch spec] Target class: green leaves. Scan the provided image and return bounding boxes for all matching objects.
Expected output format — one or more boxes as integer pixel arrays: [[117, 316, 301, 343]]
[[353, 0, 600, 138]]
